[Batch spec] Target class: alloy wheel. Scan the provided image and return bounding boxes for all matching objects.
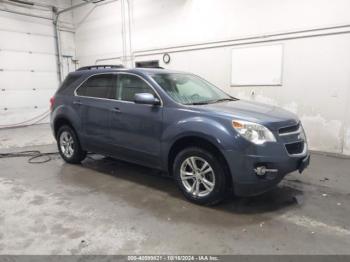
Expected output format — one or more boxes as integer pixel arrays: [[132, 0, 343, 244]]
[[180, 156, 215, 197], [59, 131, 75, 158]]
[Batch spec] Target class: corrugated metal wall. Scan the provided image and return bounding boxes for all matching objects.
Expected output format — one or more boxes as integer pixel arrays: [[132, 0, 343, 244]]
[[0, 0, 74, 127]]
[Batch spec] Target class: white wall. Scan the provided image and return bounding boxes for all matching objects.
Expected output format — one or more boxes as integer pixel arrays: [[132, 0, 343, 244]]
[[0, 0, 75, 127], [73, 0, 350, 155], [73, 0, 123, 67]]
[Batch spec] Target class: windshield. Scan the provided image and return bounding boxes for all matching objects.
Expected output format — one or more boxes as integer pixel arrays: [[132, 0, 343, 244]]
[[151, 73, 236, 105]]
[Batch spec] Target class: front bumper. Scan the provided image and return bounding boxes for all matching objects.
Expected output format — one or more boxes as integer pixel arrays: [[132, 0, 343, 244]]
[[298, 153, 310, 173], [224, 148, 310, 197]]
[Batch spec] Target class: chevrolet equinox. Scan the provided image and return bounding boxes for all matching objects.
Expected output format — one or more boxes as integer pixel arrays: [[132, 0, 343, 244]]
[[50, 65, 310, 205]]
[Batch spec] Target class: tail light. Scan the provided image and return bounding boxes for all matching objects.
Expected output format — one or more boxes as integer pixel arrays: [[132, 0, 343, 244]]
[[50, 97, 55, 111]]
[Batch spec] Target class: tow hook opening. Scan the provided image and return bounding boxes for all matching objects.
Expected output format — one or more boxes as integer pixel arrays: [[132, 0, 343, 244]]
[[254, 166, 279, 176]]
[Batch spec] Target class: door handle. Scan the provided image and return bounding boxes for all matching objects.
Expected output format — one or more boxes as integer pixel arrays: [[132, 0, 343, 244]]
[[113, 107, 121, 112], [73, 101, 82, 105]]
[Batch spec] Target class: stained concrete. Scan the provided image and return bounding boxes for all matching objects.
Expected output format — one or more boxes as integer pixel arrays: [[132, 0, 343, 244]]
[[0, 143, 349, 255], [0, 124, 54, 149]]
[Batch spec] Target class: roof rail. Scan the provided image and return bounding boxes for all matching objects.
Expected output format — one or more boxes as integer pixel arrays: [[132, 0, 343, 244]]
[[77, 65, 124, 71]]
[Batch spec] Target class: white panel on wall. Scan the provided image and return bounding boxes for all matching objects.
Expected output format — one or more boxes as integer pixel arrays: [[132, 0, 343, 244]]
[[0, 52, 57, 71], [95, 57, 123, 65], [73, 0, 123, 66], [0, 89, 55, 108], [132, 0, 350, 51], [231, 44, 284, 86], [0, 17, 54, 35], [0, 31, 56, 54], [0, 71, 58, 90]]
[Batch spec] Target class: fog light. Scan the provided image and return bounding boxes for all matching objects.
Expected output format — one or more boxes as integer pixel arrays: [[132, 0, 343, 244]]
[[254, 166, 278, 176]]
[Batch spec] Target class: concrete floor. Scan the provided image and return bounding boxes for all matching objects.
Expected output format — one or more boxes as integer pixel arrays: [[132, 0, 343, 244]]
[[0, 124, 54, 149], [0, 126, 350, 254]]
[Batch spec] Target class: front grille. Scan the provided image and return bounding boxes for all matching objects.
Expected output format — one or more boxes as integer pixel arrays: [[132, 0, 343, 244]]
[[285, 142, 304, 155], [279, 123, 300, 135]]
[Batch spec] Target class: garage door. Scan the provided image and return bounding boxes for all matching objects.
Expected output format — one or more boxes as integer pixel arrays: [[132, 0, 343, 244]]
[[0, 11, 58, 127]]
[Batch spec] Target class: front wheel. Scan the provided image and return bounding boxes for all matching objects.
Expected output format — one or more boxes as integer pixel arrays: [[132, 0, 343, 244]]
[[173, 147, 229, 206], [57, 125, 86, 164]]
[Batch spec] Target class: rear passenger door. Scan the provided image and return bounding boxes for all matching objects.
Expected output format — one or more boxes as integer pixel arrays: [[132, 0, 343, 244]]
[[109, 73, 163, 168], [74, 73, 117, 153]]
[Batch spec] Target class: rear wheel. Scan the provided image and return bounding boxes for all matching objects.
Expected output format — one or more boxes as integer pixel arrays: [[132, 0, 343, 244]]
[[173, 147, 228, 206], [57, 125, 86, 164]]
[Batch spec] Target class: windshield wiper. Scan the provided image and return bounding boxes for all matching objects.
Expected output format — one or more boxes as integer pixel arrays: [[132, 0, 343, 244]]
[[185, 98, 237, 105], [211, 98, 237, 103], [186, 101, 211, 105]]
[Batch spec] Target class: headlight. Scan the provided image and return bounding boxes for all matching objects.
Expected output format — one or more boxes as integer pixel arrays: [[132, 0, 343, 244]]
[[299, 125, 306, 141], [232, 120, 276, 145]]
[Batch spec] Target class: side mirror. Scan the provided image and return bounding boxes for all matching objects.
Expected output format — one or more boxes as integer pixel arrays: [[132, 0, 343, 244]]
[[134, 93, 160, 105]]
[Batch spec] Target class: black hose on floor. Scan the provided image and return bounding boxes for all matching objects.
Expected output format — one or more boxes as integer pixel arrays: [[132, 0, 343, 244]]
[[0, 150, 59, 164]]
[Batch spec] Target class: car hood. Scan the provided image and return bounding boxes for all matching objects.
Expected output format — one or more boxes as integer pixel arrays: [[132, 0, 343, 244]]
[[194, 99, 299, 130]]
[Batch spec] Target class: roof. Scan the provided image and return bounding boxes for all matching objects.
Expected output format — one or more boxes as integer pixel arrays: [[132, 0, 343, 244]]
[[130, 67, 182, 74], [71, 65, 184, 77]]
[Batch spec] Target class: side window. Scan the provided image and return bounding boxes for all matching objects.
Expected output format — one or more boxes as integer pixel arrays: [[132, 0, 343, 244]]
[[76, 74, 116, 99], [117, 74, 155, 102]]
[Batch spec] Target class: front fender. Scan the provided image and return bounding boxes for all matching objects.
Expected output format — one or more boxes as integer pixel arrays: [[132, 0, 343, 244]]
[[161, 115, 236, 171]]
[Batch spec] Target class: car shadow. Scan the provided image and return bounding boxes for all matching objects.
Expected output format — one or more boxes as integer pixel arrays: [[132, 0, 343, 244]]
[[74, 155, 304, 216]]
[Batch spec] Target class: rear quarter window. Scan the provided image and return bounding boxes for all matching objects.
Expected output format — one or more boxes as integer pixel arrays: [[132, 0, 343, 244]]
[[58, 74, 82, 94]]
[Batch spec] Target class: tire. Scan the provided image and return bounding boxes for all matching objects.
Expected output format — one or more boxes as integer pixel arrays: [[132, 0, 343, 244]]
[[173, 147, 228, 206], [57, 125, 86, 164]]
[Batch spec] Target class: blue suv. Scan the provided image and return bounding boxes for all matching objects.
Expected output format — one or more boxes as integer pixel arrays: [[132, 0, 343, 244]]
[[50, 65, 310, 205]]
